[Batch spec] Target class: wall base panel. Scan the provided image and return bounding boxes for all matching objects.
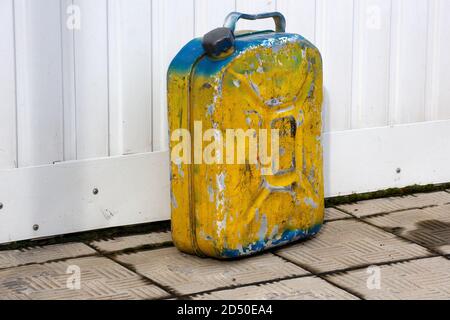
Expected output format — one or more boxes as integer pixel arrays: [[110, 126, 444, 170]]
[[0, 152, 170, 244], [324, 120, 450, 196]]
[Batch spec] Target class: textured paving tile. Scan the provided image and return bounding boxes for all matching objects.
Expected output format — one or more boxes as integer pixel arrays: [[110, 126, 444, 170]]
[[194, 276, 358, 300], [327, 257, 450, 299], [365, 204, 450, 254], [325, 207, 351, 221], [337, 191, 450, 217], [115, 247, 309, 295], [275, 219, 432, 273], [0, 243, 96, 269], [90, 231, 172, 253], [0, 256, 169, 300]]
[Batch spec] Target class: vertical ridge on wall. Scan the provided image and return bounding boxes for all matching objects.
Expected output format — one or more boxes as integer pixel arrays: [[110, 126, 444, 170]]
[[351, 0, 392, 129], [194, 0, 236, 37], [151, 0, 195, 152], [277, 0, 316, 43], [108, 0, 153, 156], [430, 0, 450, 120], [425, 0, 439, 121], [316, 0, 354, 132], [14, 0, 65, 167], [61, 0, 77, 161], [389, 0, 428, 125], [73, 0, 109, 159], [0, 0, 17, 169]]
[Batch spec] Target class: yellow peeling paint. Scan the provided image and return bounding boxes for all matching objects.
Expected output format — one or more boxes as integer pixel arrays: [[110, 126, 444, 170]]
[[168, 35, 323, 258]]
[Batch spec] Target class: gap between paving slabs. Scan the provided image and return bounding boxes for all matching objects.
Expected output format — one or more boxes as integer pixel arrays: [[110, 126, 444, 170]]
[[1, 191, 449, 300], [0, 235, 178, 299], [337, 204, 449, 258], [89, 244, 180, 298], [0, 235, 315, 300], [0, 255, 171, 300], [184, 203, 442, 300], [362, 205, 450, 255], [99, 208, 431, 299], [192, 276, 360, 300], [105, 204, 449, 300], [113, 247, 312, 297], [322, 198, 450, 298], [325, 256, 450, 300], [271, 217, 433, 299], [0, 220, 431, 299], [0, 242, 98, 271], [275, 218, 434, 274], [96, 213, 350, 299], [0, 236, 436, 300], [94, 208, 354, 299]]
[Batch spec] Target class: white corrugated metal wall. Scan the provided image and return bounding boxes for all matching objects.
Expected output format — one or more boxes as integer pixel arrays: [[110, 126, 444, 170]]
[[0, 0, 449, 243]]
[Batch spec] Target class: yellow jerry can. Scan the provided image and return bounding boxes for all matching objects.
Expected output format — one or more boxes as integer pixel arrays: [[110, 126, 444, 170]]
[[167, 12, 324, 258]]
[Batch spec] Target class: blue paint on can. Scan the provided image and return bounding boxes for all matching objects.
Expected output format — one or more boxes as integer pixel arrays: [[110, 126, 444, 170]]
[[221, 224, 322, 258], [168, 32, 313, 76]]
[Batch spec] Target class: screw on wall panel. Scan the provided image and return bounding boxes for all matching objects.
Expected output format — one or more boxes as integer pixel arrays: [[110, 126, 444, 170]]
[[33, 224, 39, 231], [396, 168, 401, 174], [0, 203, 3, 210], [93, 188, 99, 195]]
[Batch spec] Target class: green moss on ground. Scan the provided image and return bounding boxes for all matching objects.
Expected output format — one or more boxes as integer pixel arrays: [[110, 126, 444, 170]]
[[325, 183, 450, 206]]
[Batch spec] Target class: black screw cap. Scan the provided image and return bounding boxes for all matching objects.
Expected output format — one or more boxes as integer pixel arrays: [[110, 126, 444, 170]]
[[202, 27, 235, 57]]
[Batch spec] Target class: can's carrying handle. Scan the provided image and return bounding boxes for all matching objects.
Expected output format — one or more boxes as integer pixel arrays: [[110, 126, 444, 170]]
[[223, 12, 286, 33]]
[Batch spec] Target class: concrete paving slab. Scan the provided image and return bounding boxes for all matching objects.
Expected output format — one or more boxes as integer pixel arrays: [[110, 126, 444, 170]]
[[365, 204, 450, 254], [115, 247, 309, 295], [90, 231, 172, 253], [194, 276, 358, 300], [337, 191, 450, 217], [325, 207, 351, 221], [275, 219, 432, 273], [0, 256, 169, 300], [0, 243, 96, 269], [327, 257, 450, 299]]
